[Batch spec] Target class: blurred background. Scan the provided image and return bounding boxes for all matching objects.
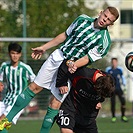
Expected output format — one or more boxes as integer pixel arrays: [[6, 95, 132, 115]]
[[0, 0, 133, 132]]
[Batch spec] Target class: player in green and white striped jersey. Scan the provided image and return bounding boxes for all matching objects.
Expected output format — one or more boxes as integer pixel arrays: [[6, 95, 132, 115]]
[[0, 7, 119, 133], [0, 43, 35, 132], [1, 61, 35, 106], [60, 14, 111, 62]]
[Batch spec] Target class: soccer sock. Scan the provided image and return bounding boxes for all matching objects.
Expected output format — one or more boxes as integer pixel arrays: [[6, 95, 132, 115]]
[[111, 104, 115, 117], [0, 128, 8, 133], [121, 106, 125, 116], [6, 87, 35, 122], [40, 107, 59, 133]]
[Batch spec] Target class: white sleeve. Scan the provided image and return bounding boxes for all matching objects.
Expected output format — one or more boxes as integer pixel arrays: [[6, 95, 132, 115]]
[[88, 46, 102, 62], [26, 65, 36, 82], [66, 21, 78, 36]]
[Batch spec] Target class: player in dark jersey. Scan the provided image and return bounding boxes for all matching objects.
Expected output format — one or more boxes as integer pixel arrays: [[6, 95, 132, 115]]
[[106, 58, 128, 122], [55, 60, 115, 133]]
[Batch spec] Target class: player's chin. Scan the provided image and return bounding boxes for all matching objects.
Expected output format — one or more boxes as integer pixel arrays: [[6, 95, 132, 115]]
[[97, 25, 103, 29], [99, 24, 106, 29], [98, 22, 107, 28]]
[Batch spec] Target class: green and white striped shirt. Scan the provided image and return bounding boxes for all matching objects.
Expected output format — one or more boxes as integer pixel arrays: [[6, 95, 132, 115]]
[[0, 61, 35, 105], [60, 14, 111, 63]]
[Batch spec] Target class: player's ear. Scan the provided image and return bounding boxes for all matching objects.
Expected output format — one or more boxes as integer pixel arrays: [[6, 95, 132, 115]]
[[109, 23, 114, 27], [19, 52, 22, 57], [98, 11, 103, 16]]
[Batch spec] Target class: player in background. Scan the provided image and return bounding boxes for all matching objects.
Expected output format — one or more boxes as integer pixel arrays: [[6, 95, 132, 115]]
[[0, 82, 4, 116], [0, 43, 36, 133], [55, 60, 115, 133], [0, 83, 7, 133], [106, 58, 128, 123], [0, 7, 119, 133]]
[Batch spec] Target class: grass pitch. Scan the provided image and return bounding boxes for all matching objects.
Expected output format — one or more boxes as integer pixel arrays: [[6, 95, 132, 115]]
[[8, 116, 133, 133]]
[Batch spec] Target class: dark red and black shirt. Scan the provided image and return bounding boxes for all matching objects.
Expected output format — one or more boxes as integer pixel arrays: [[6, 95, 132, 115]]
[[56, 60, 105, 117]]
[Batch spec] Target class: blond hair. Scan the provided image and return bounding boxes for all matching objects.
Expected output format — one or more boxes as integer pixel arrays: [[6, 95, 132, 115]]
[[105, 7, 119, 21]]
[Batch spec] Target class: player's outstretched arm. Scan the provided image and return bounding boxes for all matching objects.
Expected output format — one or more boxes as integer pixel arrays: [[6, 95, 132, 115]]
[[0, 82, 4, 92], [31, 32, 66, 60]]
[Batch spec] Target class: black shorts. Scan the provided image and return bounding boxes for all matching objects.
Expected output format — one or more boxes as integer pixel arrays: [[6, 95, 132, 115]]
[[56, 109, 98, 133], [73, 120, 98, 133], [56, 109, 75, 130]]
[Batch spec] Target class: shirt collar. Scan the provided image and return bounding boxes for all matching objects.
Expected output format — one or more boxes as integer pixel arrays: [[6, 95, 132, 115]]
[[91, 19, 100, 31]]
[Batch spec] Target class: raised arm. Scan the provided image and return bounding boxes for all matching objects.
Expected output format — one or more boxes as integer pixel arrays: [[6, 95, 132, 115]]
[[31, 32, 67, 59], [74, 55, 89, 68], [67, 55, 89, 73]]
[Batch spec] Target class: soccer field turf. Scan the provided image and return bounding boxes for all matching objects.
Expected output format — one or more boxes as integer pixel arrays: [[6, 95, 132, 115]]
[[8, 116, 133, 133]]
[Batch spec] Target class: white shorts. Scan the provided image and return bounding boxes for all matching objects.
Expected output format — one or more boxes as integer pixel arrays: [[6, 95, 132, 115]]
[[34, 49, 70, 102], [34, 49, 64, 89], [0, 101, 5, 116], [1, 101, 24, 124], [51, 79, 71, 103]]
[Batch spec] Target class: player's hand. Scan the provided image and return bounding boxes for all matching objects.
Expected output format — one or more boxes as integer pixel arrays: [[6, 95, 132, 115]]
[[96, 103, 102, 109], [31, 46, 46, 60], [59, 86, 69, 94], [68, 66, 77, 74], [0, 82, 4, 92], [66, 60, 77, 74]]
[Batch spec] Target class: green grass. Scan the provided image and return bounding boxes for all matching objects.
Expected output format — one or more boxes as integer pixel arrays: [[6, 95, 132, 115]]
[[8, 116, 133, 133], [8, 96, 133, 133], [97, 117, 133, 133]]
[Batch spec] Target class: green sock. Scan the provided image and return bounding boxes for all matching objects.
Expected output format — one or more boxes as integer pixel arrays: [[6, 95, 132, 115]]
[[7, 87, 35, 122], [40, 107, 59, 133], [0, 128, 8, 133]]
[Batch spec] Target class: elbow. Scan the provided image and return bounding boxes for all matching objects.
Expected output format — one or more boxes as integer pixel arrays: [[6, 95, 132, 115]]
[[84, 55, 89, 64]]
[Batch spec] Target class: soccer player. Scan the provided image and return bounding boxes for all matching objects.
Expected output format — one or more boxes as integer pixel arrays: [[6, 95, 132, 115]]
[[106, 58, 128, 122], [0, 7, 119, 133], [0, 82, 4, 93], [55, 60, 115, 133], [0, 82, 4, 116], [0, 43, 36, 132]]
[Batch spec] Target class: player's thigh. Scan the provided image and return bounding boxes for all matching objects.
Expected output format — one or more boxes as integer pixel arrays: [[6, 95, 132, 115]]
[[34, 49, 64, 89], [61, 128, 73, 133]]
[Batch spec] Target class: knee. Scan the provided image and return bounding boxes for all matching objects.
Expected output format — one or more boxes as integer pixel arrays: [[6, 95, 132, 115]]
[[29, 82, 43, 94], [121, 105, 126, 108], [49, 95, 61, 109], [121, 99, 126, 106]]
